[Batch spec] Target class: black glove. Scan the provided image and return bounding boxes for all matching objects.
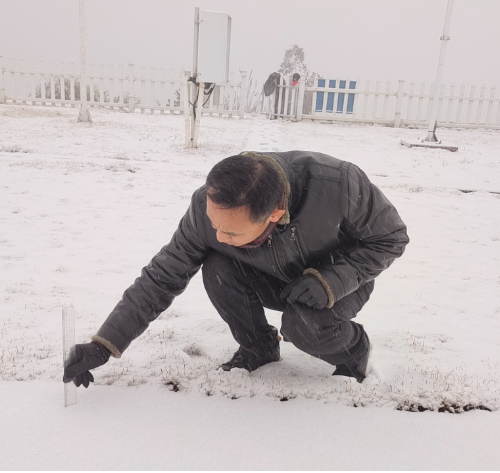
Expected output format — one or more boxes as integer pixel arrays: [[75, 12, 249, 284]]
[[280, 274, 329, 310], [63, 341, 111, 388]]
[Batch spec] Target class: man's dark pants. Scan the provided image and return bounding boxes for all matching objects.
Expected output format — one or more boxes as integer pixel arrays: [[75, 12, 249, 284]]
[[202, 251, 374, 370]]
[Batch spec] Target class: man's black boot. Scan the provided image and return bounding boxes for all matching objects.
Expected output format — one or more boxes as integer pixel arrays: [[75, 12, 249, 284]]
[[220, 346, 280, 372], [220, 333, 281, 372], [332, 336, 371, 383]]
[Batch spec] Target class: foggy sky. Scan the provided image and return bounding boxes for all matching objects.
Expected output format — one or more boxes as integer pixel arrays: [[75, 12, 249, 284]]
[[1, 0, 499, 88]]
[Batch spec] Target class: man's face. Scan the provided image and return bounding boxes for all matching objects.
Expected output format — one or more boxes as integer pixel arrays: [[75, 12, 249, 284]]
[[206, 197, 284, 247]]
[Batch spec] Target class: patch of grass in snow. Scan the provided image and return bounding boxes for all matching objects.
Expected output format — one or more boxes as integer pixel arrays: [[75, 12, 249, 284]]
[[156, 309, 183, 320], [117, 339, 500, 412], [0, 337, 57, 381], [103, 162, 137, 173], [0, 144, 32, 153], [109, 152, 131, 161], [183, 344, 205, 357], [127, 376, 148, 387], [96, 359, 137, 386], [163, 376, 182, 392], [179, 169, 207, 181], [407, 184, 423, 193], [4, 281, 36, 298], [396, 400, 492, 413], [8, 159, 138, 174]]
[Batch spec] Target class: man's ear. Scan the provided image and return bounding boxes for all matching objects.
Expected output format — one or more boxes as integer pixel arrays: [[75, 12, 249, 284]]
[[269, 208, 286, 223]]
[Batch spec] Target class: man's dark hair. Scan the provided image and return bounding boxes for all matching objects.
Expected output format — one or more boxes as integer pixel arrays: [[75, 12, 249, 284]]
[[206, 155, 284, 224]]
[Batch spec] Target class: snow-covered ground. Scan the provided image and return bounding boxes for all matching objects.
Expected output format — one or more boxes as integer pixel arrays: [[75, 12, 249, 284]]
[[1, 104, 499, 469]]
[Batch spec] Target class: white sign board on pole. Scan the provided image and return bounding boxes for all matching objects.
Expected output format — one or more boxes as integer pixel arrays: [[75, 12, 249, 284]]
[[197, 10, 231, 84]]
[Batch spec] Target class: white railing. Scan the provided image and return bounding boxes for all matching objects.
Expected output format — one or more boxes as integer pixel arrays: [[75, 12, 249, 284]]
[[2, 58, 499, 130], [264, 74, 500, 129], [306, 78, 500, 129], [401, 81, 500, 128], [0, 56, 247, 118]]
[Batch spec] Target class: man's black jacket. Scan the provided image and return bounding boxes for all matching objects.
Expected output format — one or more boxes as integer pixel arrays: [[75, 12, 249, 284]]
[[93, 151, 409, 358]]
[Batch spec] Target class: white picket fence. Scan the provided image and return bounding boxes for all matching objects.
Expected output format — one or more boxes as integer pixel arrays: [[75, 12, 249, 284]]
[[264, 75, 500, 129], [401, 81, 500, 128], [2, 57, 499, 130], [0, 56, 247, 118]]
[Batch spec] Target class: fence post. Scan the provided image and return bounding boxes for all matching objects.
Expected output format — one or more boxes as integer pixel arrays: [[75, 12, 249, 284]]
[[239, 70, 247, 119], [394, 80, 405, 127], [128, 63, 134, 113], [0, 56, 5, 104], [295, 77, 306, 121]]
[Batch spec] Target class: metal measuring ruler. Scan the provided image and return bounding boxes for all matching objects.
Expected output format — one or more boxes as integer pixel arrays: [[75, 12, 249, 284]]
[[62, 306, 77, 407]]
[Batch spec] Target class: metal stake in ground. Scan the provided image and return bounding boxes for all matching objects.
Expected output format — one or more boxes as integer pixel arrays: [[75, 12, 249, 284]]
[[425, 0, 454, 143], [62, 306, 77, 407], [400, 0, 458, 152], [77, 0, 92, 123]]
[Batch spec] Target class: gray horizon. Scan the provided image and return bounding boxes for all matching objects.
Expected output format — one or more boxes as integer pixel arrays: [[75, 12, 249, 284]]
[[1, 0, 499, 87]]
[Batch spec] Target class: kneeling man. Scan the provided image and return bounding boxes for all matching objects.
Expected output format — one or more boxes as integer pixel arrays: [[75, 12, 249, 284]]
[[64, 151, 409, 387]]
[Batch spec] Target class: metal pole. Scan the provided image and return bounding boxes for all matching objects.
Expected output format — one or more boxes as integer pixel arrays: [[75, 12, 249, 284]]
[[190, 7, 200, 145], [183, 75, 191, 148], [192, 81, 204, 148], [0, 56, 5, 104], [424, 0, 454, 141], [77, 0, 92, 122]]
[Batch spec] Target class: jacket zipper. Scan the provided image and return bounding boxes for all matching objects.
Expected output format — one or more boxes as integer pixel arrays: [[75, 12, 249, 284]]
[[291, 226, 307, 266], [267, 234, 292, 282]]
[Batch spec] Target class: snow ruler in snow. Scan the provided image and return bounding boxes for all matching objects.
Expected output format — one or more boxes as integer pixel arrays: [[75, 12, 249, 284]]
[[62, 306, 77, 407]]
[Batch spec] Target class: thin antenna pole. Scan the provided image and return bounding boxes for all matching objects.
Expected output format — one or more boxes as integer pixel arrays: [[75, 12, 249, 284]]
[[425, 0, 454, 141], [190, 7, 200, 146], [77, 0, 92, 122]]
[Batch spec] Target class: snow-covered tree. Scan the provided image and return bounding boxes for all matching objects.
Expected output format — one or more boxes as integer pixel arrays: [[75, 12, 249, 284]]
[[278, 44, 308, 77], [278, 44, 319, 114]]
